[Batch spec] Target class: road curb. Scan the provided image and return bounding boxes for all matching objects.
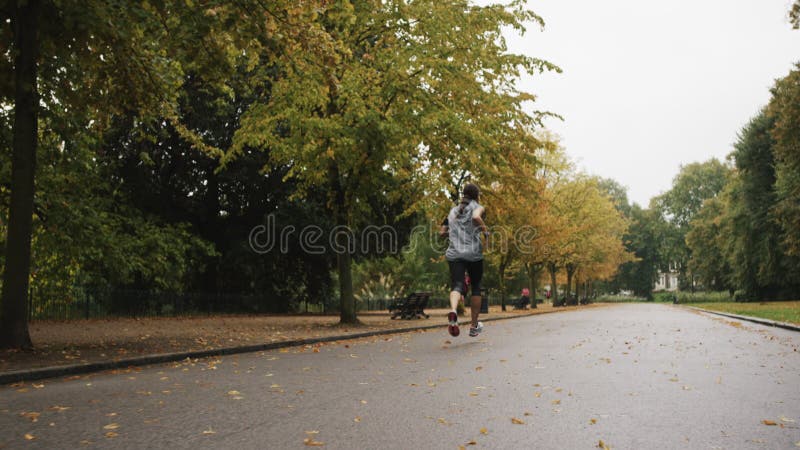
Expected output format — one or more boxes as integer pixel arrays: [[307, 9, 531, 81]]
[[0, 306, 578, 385], [683, 306, 800, 333]]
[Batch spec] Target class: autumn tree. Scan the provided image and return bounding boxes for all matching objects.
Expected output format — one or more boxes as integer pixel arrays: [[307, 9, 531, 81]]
[[227, 0, 558, 323]]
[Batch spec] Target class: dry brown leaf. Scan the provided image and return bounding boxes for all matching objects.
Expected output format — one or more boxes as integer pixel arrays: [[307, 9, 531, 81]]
[[475, 366, 483, 371], [762, 420, 777, 426], [480, 427, 488, 435], [305, 430, 319, 435], [551, 400, 561, 405], [511, 418, 525, 425], [202, 429, 216, 435], [49, 405, 70, 412], [534, 392, 542, 398], [303, 437, 325, 446], [465, 440, 477, 445], [21, 412, 40, 422], [24, 433, 35, 440], [437, 418, 447, 424], [105, 432, 118, 438], [103, 423, 119, 430], [469, 392, 478, 397], [590, 418, 597, 424], [598, 439, 610, 449]]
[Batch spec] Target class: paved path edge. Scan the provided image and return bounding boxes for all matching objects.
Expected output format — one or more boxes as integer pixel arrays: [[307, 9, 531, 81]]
[[0, 306, 582, 385], [683, 305, 800, 333]]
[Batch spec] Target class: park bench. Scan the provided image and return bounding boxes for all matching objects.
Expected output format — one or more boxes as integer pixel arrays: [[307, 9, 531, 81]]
[[389, 292, 431, 320]]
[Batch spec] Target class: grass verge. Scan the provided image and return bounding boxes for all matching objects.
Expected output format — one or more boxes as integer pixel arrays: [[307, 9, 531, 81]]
[[685, 301, 800, 325]]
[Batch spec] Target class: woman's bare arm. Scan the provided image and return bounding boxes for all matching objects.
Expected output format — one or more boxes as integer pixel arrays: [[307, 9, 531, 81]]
[[472, 206, 488, 234]]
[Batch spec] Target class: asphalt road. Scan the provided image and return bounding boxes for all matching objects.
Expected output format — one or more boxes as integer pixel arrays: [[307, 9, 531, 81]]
[[1, 304, 799, 449]]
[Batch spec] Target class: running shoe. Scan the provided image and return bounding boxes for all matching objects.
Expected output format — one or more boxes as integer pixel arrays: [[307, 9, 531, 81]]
[[469, 322, 483, 337], [447, 311, 460, 337]]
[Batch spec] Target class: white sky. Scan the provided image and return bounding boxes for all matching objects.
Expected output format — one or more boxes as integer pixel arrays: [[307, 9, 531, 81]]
[[508, 0, 800, 207]]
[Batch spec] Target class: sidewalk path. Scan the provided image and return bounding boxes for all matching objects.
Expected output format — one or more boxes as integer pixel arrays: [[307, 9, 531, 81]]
[[1, 303, 798, 449]]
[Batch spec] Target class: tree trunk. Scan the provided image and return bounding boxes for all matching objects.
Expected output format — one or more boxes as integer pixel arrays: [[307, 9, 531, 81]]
[[548, 263, 558, 306], [0, 0, 39, 350], [337, 248, 356, 323], [525, 263, 539, 309], [499, 261, 507, 312], [565, 263, 575, 305], [329, 163, 357, 324]]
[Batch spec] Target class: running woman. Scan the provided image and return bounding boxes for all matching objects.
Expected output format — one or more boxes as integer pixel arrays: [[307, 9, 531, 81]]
[[439, 183, 489, 337]]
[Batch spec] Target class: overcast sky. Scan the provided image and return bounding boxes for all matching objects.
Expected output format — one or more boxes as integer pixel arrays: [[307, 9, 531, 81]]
[[507, 0, 800, 207]]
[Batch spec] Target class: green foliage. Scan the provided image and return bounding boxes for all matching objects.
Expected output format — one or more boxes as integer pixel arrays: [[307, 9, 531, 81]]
[[652, 159, 730, 289], [723, 112, 799, 300], [610, 205, 663, 298], [676, 291, 734, 303], [768, 64, 800, 259], [595, 294, 648, 303]]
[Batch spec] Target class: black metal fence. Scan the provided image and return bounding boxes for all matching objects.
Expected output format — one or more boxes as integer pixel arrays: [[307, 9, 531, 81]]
[[27, 287, 499, 321]]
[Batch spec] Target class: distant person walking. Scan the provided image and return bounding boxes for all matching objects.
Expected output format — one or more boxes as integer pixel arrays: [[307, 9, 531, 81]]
[[439, 183, 489, 337]]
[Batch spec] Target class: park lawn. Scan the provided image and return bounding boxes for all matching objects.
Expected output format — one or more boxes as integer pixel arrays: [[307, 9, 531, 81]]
[[687, 301, 800, 325]]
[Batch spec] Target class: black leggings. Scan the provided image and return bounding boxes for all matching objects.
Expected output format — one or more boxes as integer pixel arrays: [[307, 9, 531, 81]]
[[448, 259, 483, 297]]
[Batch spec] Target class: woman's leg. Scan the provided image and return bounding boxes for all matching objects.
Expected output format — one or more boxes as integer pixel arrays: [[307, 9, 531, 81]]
[[467, 260, 484, 328], [448, 260, 466, 312]]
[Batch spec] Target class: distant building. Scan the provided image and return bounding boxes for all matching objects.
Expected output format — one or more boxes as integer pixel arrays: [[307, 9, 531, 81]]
[[654, 263, 679, 292]]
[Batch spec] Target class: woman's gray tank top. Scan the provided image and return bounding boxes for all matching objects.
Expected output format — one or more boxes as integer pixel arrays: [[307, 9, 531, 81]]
[[445, 200, 483, 262]]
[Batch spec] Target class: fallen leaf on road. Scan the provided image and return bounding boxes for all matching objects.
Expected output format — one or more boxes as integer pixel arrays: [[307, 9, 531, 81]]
[[354, 416, 361, 423], [32, 383, 44, 389], [762, 420, 777, 426], [480, 427, 488, 435], [469, 392, 478, 397], [534, 392, 542, 398], [669, 378, 679, 382], [780, 416, 795, 423], [49, 406, 70, 412], [437, 418, 448, 424], [202, 429, 216, 435], [511, 418, 525, 425], [105, 432, 118, 438], [103, 423, 119, 430], [360, 400, 367, 404], [303, 437, 324, 446], [551, 400, 561, 405], [590, 418, 597, 424], [21, 412, 40, 422], [24, 433, 35, 440], [465, 440, 477, 445], [305, 430, 319, 435], [598, 439, 610, 449], [475, 366, 482, 371]]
